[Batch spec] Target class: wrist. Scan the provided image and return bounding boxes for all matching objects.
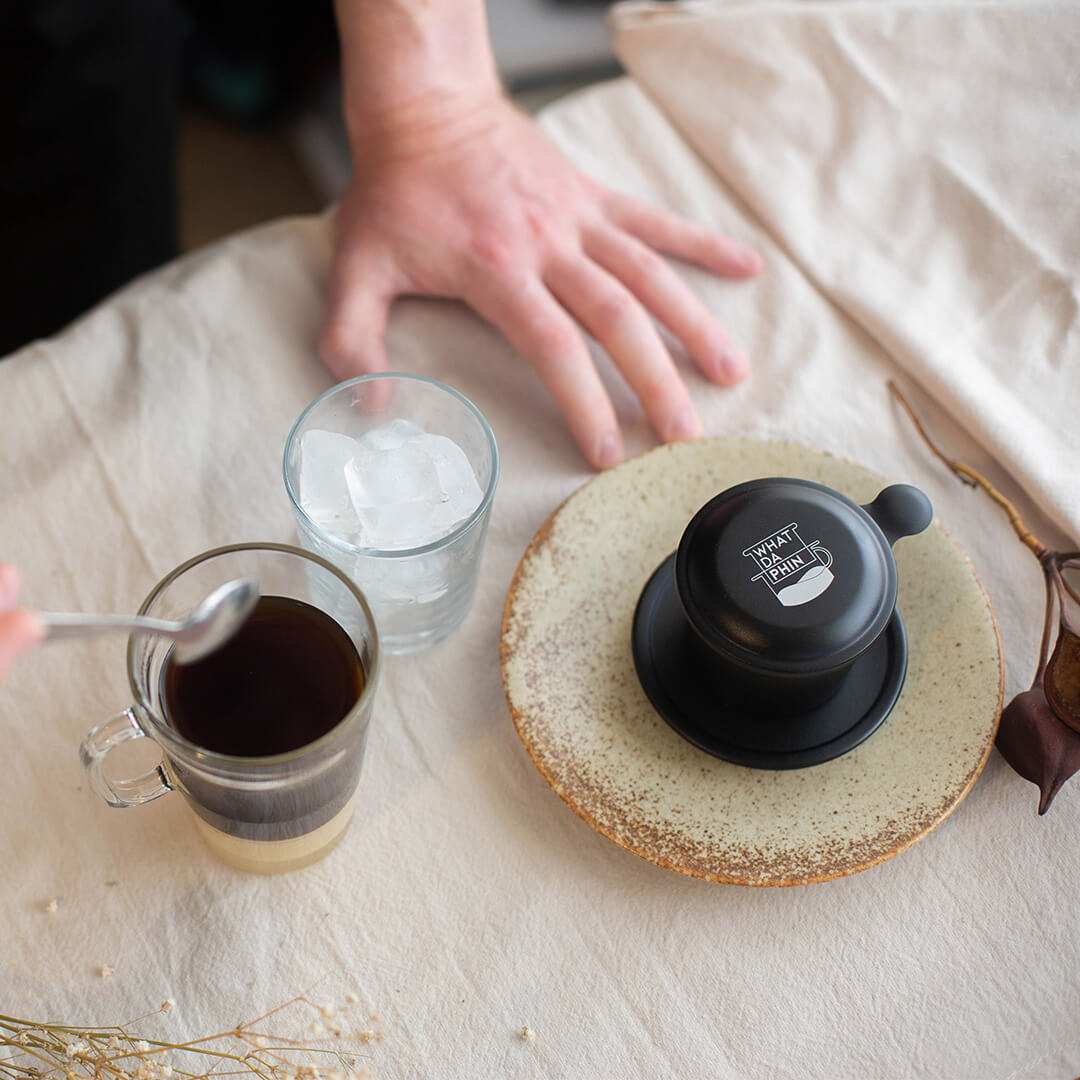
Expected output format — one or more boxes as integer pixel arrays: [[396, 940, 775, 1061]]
[[335, 0, 502, 147], [345, 84, 506, 163]]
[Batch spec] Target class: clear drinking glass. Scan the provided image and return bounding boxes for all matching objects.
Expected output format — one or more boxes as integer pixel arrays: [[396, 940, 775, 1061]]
[[283, 373, 499, 654], [78, 543, 380, 875]]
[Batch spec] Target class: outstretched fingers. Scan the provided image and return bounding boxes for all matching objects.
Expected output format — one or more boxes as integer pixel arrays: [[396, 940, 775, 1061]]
[[604, 191, 763, 279], [544, 255, 702, 446], [583, 224, 748, 385], [466, 275, 624, 469]]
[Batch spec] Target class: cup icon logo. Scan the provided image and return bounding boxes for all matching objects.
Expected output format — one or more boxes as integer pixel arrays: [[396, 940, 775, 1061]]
[[742, 523, 834, 607]]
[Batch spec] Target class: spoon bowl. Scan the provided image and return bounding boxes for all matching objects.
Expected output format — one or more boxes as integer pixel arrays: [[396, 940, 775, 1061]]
[[169, 579, 261, 663], [38, 578, 261, 663]]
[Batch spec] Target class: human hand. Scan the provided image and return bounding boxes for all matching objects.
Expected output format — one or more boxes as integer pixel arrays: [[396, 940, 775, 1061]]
[[319, 97, 763, 469], [0, 565, 41, 681]]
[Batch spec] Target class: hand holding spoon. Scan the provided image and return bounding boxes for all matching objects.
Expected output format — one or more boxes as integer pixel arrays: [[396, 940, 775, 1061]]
[[37, 579, 260, 664]]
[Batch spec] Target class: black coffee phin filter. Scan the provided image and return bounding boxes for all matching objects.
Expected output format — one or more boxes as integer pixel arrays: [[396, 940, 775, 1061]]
[[632, 478, 933, 769]]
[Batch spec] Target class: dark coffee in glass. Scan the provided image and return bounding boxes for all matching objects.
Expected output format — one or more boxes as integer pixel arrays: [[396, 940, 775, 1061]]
[[163, 595, 365, 757]]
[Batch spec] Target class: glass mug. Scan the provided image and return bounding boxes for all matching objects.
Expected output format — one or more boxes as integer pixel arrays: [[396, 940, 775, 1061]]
[[79, 543, 380, 874]]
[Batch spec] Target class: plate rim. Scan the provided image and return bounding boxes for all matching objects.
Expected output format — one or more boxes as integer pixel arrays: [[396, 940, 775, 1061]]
[[500, 437, 1005, 888]]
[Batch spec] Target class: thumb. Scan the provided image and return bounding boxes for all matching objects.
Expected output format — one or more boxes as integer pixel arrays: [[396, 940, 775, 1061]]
[[0, 610, 42, 682], [318, 249, 399, 382]]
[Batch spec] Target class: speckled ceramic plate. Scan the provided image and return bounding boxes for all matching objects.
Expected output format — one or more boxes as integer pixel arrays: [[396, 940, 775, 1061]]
[[501, 440, 1003, 887]]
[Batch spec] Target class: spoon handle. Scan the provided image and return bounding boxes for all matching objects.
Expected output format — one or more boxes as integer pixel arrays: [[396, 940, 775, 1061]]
[[37, 612, 183, 645]]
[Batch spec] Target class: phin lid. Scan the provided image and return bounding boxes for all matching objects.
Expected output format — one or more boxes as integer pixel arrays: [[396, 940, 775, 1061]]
[[675, 478, 904, 674]]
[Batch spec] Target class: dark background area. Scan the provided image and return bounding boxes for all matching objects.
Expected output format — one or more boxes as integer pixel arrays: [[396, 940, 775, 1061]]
[[0, 1, 617, 357]]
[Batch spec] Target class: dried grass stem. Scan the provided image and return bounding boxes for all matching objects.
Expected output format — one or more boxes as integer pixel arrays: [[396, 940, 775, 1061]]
[[887, 380, 1049, 559]]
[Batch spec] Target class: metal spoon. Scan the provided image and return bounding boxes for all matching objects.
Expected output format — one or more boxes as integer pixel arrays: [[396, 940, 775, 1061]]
[[37, 578, 260, 664]]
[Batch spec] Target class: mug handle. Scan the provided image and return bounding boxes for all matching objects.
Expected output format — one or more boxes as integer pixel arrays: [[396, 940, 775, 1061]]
[[79, 708, 173, 808], [812, 543, 834, 570]]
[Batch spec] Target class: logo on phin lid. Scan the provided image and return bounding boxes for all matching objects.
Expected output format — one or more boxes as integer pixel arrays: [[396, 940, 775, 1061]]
[[742, 522, 834, 607]]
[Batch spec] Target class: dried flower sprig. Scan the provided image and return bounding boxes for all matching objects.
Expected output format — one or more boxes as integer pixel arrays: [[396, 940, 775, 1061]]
[[0, 994, 381, 1080], [889, 381, 1080, 813]]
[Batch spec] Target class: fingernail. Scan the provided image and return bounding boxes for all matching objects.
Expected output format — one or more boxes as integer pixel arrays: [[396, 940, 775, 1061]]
[[668, 407, 702, 442], [738, 249, 765, 275], [718, 345, 750, 383], [594, 431, 623, 470]]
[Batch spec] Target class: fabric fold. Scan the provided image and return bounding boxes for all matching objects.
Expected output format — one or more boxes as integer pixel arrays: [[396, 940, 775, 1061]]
[[612, 0, 1080, 538]]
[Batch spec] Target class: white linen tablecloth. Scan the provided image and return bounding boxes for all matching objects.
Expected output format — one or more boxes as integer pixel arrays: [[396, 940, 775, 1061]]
[[2, 2, 1078, 1076]]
